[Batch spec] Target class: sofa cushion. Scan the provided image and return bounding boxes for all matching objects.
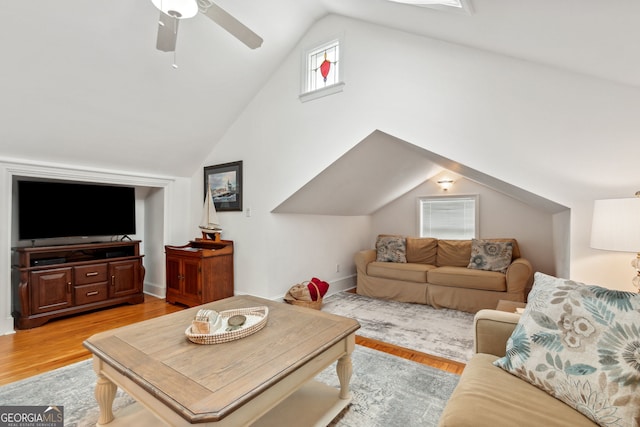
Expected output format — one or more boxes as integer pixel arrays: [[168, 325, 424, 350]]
[[436, 240, 472, 267], [406, 237, 437, 264], [367, 261, 433, 283], [439, 353, 598, 427], [428, 266, 506, 291], [467, 239, 513, 273], [375, 235, 407, 263], [493, 272, 640, 427]]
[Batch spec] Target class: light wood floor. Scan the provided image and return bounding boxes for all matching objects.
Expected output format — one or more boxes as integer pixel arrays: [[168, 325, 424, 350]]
[[0, 294, 465, 386]]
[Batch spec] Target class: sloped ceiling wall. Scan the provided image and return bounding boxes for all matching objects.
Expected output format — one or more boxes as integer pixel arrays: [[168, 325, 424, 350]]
[[273, 130, 441, 215], [273, 130, 567, 215]]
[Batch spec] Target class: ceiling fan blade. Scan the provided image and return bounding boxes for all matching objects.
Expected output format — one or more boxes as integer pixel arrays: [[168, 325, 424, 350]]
[[156, 12, 179, 52], [200, 3, 263, 49]]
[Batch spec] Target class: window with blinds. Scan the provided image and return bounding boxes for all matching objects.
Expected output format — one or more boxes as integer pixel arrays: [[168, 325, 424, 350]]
[[418, 195, 478, 239]]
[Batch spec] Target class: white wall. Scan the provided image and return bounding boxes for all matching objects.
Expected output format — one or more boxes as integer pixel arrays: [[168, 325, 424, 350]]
[[0, 158, 192, 335], [143, 187, 166, 297], [189, 163, 370, 299], [195, 14, 640, 297], [371, 175, 558, 276]]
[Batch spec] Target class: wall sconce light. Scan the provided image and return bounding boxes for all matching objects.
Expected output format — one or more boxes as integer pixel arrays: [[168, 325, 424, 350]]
[[437, 179, 454, 191], [590, 193, 640, 292]]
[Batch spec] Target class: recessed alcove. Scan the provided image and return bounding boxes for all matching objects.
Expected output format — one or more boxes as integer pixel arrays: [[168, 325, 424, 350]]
[[9, 176, 168, 294], [273, 130, 570, 277], [0, 161, 179, 334]]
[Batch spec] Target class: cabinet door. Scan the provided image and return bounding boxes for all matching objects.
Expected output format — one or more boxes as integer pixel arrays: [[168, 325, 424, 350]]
[[181, 258, 202, 302], [30, 268, 73, 314], [109, 260, 140, 298], [166, 256, 182, 295]]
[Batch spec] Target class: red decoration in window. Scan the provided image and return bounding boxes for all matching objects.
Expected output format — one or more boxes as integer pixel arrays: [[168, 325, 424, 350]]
[[320, 52, 331, 82]]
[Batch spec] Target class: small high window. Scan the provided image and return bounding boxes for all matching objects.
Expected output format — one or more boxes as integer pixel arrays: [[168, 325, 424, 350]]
[[299, 37, 345, 102], [418, 195, 478, 239]]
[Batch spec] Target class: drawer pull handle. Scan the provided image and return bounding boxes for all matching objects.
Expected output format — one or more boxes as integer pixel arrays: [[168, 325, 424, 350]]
[[86, 291, 99, 297], [86, 272, 99, 277]]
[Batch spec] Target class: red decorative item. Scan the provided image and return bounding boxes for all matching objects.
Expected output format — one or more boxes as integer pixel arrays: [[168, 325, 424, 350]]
[[320, 52, 331, 82], [308, 277, 329, 301]]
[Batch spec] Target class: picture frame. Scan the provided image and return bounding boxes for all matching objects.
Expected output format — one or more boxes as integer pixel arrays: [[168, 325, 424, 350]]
[[203, 161, 243, 212]]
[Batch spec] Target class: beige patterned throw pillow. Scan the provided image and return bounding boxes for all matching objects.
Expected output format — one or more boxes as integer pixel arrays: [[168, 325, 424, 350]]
[[375, 235, 407, 263], [467, 239, 513, 273], [494, 272, 640, 427]]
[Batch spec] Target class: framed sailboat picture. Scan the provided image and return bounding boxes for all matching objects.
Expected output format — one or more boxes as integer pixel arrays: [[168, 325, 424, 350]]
[[204, 161, 243, 212]]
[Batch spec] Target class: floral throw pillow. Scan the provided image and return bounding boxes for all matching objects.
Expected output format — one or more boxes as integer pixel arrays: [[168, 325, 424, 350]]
[[494, 272, 640, 427], [375, 235, 407, 263], [467, 239, 513, 273]]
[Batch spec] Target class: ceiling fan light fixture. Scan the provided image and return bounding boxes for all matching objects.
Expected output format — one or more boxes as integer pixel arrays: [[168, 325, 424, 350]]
[[385, 0, 473, 14], [388, 0, 462, 6], [151, 0, 198, 19]]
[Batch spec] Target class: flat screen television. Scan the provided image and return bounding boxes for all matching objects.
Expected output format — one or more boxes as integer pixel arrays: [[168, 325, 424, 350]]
[[18, 180, 136, 240]]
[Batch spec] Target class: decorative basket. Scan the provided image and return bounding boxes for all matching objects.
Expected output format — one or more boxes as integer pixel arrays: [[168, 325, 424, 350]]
[[286, 281, 323, 310], [185, 306, 268, 345]]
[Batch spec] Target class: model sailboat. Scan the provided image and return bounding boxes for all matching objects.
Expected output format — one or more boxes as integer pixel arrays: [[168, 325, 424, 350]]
[[199, 187, 222, 240]]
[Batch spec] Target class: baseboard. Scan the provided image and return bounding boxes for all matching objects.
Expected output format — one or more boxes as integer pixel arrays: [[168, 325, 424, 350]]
[[143, 282, 165, 299], [271, 275, 356, 301], [0, 317, 15, 336], [326, 275, 356, 296], [146, 275, 358, 303]]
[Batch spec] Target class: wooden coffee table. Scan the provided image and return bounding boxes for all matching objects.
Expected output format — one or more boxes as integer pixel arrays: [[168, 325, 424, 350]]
[[83, 295, 360, 426]]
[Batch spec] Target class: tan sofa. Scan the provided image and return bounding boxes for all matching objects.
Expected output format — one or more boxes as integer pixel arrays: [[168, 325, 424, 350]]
[[355, 237, 533, 313], [438, 310, 597, 426]]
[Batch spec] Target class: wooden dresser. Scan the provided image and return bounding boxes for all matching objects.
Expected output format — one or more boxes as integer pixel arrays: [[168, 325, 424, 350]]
[[164, 239, 234, 307]]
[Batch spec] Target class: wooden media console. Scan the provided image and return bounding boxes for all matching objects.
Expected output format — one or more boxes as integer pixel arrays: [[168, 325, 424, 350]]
[[12, 240, 145, 329]]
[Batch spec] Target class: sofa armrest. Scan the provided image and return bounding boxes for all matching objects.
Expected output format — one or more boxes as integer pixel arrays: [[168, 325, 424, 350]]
[[474, 309, 521, 357], [354, 249, 376, 275], [505, 257, 533, 299]]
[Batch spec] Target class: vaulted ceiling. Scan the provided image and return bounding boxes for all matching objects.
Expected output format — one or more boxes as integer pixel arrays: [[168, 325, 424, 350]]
[[2, 0, 638, 177]]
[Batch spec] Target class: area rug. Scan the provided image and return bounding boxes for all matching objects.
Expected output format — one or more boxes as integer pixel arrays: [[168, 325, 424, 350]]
[[322, 291, 474, 363], [0, 359, 134, 427], [317, 346, 459, 426], [0, 346, 459, 427]]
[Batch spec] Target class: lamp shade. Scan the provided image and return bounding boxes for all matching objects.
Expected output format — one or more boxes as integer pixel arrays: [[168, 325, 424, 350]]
[[151, 0, 198, 18], [590, 198, 640, 253]]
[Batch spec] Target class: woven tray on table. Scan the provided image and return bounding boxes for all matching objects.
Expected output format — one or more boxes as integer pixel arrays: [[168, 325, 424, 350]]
[[287, 281, 323, 310], [185, 306, 269, 344]]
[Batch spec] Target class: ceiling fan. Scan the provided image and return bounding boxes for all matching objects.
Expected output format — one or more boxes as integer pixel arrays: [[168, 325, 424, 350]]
[[151, 0, 263, 54]]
